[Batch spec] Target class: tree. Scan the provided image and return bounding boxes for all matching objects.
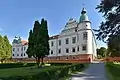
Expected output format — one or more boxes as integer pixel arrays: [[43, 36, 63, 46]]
[[0, 35, 11, 63], [107, 35, 120, 57], [97, 47, 107, 58], [94, 0, 120, 42], [3, 36, 12, 59], [94, 0, 120, 57], [26, 19, 49, 67], [39, 19, 50, 65]]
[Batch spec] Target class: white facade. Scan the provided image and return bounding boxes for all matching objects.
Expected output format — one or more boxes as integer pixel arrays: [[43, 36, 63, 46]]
[[49, 8, 97, 57], [12, 8, 97, 59], [12, 37, 28, 59]]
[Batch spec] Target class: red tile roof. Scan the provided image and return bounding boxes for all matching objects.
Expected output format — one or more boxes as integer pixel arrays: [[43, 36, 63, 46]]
[[49, 35, 59, 40], [21, 40, 28, 45]]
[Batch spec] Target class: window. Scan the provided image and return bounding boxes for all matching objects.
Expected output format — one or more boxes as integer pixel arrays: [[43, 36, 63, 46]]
[[59, 40, 61, 46], [24, 47, 26, 51], [65, 38, 69, 44], [58, 49, 61, 54], [73, 57, 75, 59], [77, 46, 79, 51], [13, 48, 15, 51], [17, 54, 19, 56], [66, 48, 69, 53], [51, 50, 53, 54], [72, 37, 76, 43], [82, 45, 87, 51], [83, 32, 88, 40], [51, 41, 54, 46], [66, 57, 68, 59], [72, 47, 76, 52], [21, 47, 23, 51], [24, 53, 26, 56], [75, 28, 77, 32], [21, 54, 23, 56], [17, 48, 19, 52], [13, 54, 14, 56]]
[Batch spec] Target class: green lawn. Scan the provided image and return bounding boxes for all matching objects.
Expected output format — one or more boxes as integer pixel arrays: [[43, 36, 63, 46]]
[[0, 66, 56, 78], [0, 63, 87, 80], [106, 62, 120, 80], [0, 63, 71, 78]]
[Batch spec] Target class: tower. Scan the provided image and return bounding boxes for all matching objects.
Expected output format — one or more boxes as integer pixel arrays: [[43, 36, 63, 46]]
[[77, 7, 97, 61]]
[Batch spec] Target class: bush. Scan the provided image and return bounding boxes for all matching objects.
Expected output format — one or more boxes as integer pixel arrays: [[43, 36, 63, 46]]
[[1, 64, 85, 80]]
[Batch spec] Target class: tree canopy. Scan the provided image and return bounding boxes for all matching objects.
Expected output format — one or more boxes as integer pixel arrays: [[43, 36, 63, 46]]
[[107, 35, 120, 57], [26, 19, 49, 67], [0, 35, 11, 63], [95, 0, 120, 57], [94, 0, 120, 42], [97, 47, 107, 58]]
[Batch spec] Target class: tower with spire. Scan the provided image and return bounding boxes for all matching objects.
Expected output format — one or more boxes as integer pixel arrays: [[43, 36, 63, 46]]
[[77, 7, 97, 61], [79, 8, 89, 23]]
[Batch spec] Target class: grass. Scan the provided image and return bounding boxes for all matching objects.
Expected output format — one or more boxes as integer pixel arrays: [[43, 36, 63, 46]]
[[0, 62, 63, 78], [0, 66, 56, 78], [106, 62, 120, 80], [0, 63, 72, 78], [0, 63, 88, 80]]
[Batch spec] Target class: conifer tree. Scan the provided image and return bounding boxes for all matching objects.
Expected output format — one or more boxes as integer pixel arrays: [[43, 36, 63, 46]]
[[27, 19, 49, 67]]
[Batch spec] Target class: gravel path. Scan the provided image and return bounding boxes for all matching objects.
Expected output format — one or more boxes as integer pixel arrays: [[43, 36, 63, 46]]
[[69, 62, 107, 80]]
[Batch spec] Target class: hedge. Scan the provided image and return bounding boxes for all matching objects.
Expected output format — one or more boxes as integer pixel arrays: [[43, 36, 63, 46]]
[[106, 62, 120, 80], [50, 63, 72, 66], [0, 63, 36, 69], [1, 64, 85, 80]]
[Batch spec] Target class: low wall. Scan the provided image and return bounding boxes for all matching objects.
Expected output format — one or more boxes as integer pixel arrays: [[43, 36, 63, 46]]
[[105, 57, 120, 62], [12, 54, 93, 63]]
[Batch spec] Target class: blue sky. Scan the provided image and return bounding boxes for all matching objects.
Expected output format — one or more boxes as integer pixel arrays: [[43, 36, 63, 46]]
[[0, 0, 106, 48]]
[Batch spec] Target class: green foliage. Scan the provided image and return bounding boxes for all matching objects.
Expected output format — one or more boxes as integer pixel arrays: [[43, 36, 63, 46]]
[[26, 19, 49, 66], [107, 35, 120, 57], [0, 64, 86, 80], [0, 63, 35, 69], [106, 62, 120, 80], [97, 47, 107, 58], [50, 63, 72, 66], [0, 35, 11, 62], [94, 0, 120, 42]]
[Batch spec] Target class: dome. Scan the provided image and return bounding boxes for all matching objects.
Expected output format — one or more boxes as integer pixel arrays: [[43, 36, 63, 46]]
[[12, 36, 21, 44], [79, 8, 89, 23]]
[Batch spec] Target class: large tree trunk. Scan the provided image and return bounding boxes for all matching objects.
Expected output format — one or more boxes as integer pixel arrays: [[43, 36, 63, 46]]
[[37, 57, 40, 68], [41, 57, 44, 66]]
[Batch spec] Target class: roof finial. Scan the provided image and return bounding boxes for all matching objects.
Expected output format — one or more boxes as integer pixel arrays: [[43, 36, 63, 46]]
[[81, 4, 86, 14], [83, 4, 84, 6]]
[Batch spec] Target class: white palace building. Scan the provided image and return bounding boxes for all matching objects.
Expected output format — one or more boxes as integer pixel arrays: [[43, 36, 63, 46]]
[[12, 8, 97, 62]]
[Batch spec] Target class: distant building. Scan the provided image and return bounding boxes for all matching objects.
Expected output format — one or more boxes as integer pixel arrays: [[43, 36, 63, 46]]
[[12, 8, 97, 62], [12, 36, 28, 59]]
